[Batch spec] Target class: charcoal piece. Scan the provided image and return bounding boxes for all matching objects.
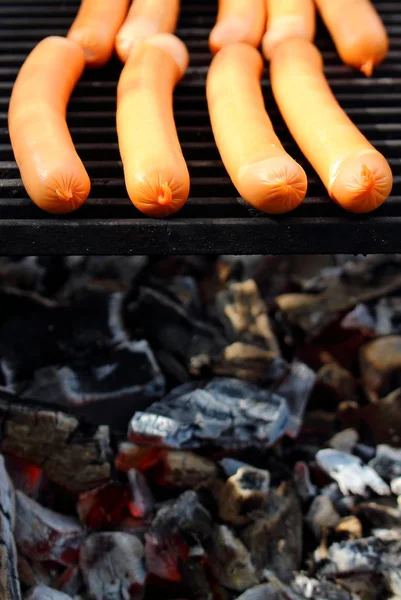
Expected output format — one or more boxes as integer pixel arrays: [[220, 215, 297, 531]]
[[391, 477, 401, 495], [271, 360, 316, 437], [356, 499, 401, 528], [241, 484, 302, 582], [218, 466, 270, 525], [342, 298, 401, 337], [19, 340, 165, 430], [83, 256, 147, 286], [77, 482, 131, 529], [180, 559, 213, 600], [126, 284, 227, 377], [360, 336, 401, 400], [0, 456, 22, 600], [0, 394, 112, 492], [145, 491, 212, 582], [155, 451, 218, 488], [369, 445, 401, 481], [80, 532, 146, 600], [213, 342, 287, 384], [129, 378, 291, 450], [57, 565, 83, 597], [293, 461, 317, 502], [328, 429, 359, 454], [318, 484, 357, 517], [336, 516, 363, 541], [15, 491, 85, 565], [361, 389, 401, 447], [211, 279, 286, 383], [209, 525, 258, 592], [275, 255, 401, 337], [127, 469, 154, 518], [306, 495, 341, 537], [292, 574, 353, 599], [0, 257, 45, 291], [115, 442, 165, 473], [338, 573, 385, 600], [312, 362, 358, 409], [234, 584, 280, 600], [17, 554, 50, 588], [316, 449, 390, 496], [25, 585, 73, 600]]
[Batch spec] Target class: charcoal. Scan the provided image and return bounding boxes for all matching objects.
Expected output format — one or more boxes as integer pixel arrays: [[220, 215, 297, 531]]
[[129, 378, 292, 450], [312, 362, 358, 408], [127, 469, 154, 518], [155, 451, 218, 488], [328, 429, 359, 454], [356, 499, 401, 528], [0, 257, 45, 291], [145, 491, 212, 582], [338, 573, 385, 600], [0, 456, 22, 600], [360, 336, 401, 400], [316, 449, 390, 496], [306, 495, 341, 537], [342, 298, 401, 337], [272, 360, 316, 437], [293, 574, 353, 599], [126, 284, 227, 378], [25, 585, 73, 600], [15, 491, 85, 565], [336, 516, 363, 541], [361, 389, 401, 447], [391, 477, 401, 495], [0, 394, 112, 492], [275, 255, 401, 337], [234, 584, 280, 600], [369, 445, 401, 481], [211, 279, 286, 383], [17, 554, 50, 588], [218, 466, 270, 525], [77, 482, 131, 529], [19, 340, 165, 430], [209, 525, 258, 592], [83, 256, 147, 286], [293, 461, 317, 502], [180, 559, 213, 600], [241, 484, 302, 582], [57, 565, 83, 597], [80, 532, 146, 600]]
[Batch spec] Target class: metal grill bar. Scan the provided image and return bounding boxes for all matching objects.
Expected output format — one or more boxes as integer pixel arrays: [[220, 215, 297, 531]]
[[0, 0, 399, 255]]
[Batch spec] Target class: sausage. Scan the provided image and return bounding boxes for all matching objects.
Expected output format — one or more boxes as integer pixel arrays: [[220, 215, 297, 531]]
[[262, 0, 315, 60], [117, 34, 190, 217], [314, 0, 388, 76], [206, 43, 307, 214], [8, 36, 91, 214], [67, 0, 130, 66], [209, 0, 266, 54], [116, 0, 180, 63], [270, 39, 392, 213]]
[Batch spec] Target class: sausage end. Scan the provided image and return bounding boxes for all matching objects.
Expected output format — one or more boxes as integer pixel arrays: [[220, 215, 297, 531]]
[[262, 16, 314, 61], [237, 157, 307, 214], [116, 19, 158, 63], [145, 34, 189, 80], [67, 28, 113, 67], [126, 169, 190, 218], [209, 17, 259, 54], [329, 152, 393, 213]]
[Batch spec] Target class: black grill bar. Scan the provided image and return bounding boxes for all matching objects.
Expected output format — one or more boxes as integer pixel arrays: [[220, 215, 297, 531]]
[[0, 0, 400, 255]]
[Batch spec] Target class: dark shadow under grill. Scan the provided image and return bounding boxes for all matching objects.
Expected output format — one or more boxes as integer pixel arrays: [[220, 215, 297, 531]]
[[0, 0, 400, 254]]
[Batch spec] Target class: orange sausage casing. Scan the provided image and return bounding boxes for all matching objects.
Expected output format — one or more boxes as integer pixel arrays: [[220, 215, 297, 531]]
[[262, 0, 315, 60], [209, 0, 266, 54], [8, 36, 90, 214], [68, 0, 130, 66], [314, 0, 388, 76], [116, 0, 180, 63], [207, 43, 307, 214], [117, 34, 190, 218], [270, 39, 392, 213]]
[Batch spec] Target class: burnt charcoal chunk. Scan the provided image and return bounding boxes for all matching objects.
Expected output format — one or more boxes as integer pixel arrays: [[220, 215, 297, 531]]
[[219, 466, 270, 525], [15, 491, 85, 565], [80, 532, 146, 600], [0, 456, 22, 600], [241, 484, 302, 582], [25, 585, 73, 600], [129, 378, 291, 450], [209, 525, 258, 592], [360, 336, 401, 400], [126, 284, 227, 377], [19, 340, 165, 429], [293, 574, 353, 599]]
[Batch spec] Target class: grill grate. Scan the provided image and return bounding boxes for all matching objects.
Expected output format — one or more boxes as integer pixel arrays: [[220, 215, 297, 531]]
[[0, 0, 400, 255]]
